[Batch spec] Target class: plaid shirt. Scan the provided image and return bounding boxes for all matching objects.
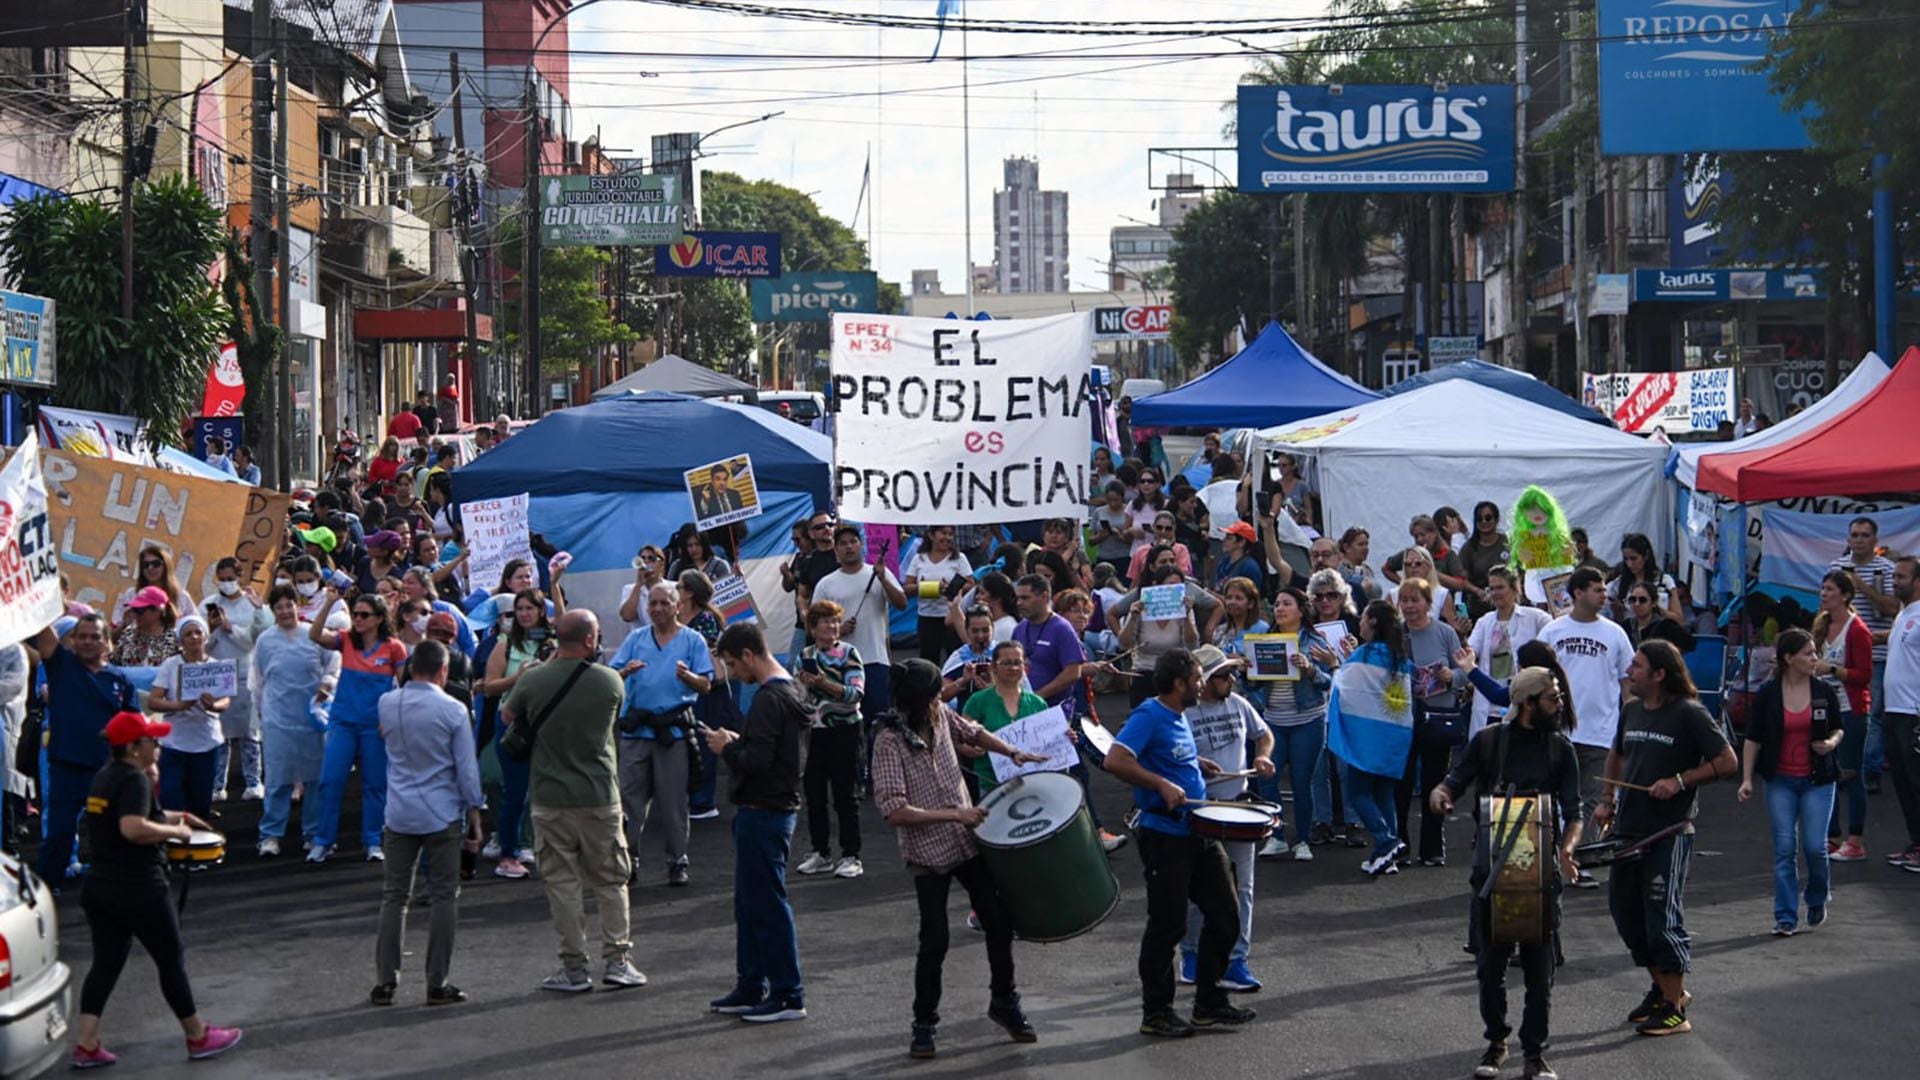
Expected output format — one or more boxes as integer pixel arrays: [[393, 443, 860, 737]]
[[872, 705, 988, 872]]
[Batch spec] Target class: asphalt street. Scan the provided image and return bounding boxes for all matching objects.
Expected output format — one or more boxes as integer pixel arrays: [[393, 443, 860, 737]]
[[44, 710, 1920, 1080]]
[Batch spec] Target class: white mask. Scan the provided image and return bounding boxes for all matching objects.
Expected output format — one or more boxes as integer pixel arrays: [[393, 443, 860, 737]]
[[217, 580, 241, 597], [295, 580, 320, 598], [408, 615, 429, 635]]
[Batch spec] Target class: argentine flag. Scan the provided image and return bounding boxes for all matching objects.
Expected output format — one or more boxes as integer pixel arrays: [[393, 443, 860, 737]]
[[1327, 641, 1415, 778]]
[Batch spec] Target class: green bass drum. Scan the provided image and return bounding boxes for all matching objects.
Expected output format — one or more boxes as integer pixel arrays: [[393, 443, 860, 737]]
[[974, 771, 1119, 942]]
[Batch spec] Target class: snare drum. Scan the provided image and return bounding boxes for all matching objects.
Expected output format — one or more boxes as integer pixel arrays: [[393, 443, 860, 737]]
[[165, 828, 227, 867], [1187, 801, 1280, 843]]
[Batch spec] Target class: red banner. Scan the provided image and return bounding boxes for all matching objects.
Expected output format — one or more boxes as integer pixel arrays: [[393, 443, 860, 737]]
[[200, 342, 244, 418]]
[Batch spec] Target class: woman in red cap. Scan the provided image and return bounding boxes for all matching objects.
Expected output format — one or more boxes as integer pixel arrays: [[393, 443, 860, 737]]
[[70, 711, 242, 1068], [111, 586, 181, 668]]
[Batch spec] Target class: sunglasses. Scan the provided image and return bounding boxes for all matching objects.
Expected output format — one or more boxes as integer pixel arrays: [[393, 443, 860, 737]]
[[140, 560, 164, 569], [352, 610, 379, 620], [1630, 596, 1652, 604], [1154, 524, 1175, 533], [1312, 592, 1340, 601]]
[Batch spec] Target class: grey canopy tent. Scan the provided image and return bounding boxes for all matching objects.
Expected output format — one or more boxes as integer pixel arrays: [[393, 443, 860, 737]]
[[590, 354, 758, 401]]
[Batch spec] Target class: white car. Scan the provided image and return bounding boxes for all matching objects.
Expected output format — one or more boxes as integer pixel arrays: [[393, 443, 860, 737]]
[[0, 850, 69, 1079]]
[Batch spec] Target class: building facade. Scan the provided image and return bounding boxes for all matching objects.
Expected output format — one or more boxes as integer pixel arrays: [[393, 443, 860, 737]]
[[992, 156, 1067, 294]]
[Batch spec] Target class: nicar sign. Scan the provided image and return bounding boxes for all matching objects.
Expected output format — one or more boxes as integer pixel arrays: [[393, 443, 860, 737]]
[[829, 312, 1093, 525]]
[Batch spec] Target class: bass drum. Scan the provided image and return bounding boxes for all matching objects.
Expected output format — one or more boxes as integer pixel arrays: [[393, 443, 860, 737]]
[[974, 772, 1119, 942], [1480, 794, 1553, 946]]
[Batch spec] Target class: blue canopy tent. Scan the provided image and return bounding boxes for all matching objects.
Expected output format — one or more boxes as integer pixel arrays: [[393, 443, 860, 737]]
[[1128, 321, 1379, 429], [452, 392, 831, 645], [1379, 358, 1611, 425]]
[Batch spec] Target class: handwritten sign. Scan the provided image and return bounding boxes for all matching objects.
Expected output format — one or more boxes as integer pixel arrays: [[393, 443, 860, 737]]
[[16, 448, 289, 614], [1140, 584, 1186, 622], [464, 494, 532, 594], [1246, 632, 1299, 682], [712, 573, 761, 626], [1315, 621, 1354, 659], [178, 658, 237, 699], [830, 311, 1094, 525], [684, 453, 763, 532], [0, 433, 62, 649], [989, 704, 1077, 784]]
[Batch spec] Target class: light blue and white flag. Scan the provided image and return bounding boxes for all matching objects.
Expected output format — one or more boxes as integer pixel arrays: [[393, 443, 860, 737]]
[[1326, 641, 1415, 778], [1759, 504, 1920, 597]]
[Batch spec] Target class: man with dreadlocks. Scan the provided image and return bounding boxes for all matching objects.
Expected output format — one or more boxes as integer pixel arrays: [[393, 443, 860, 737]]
[[870, 658, 1050, 1061]]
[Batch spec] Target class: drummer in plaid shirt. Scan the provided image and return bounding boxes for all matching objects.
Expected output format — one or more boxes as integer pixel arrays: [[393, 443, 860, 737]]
[[872, 658, 1048, 1061]]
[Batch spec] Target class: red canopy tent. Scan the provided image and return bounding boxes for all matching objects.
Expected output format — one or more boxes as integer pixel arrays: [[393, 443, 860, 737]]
[[1695, 345, 1920, 501]]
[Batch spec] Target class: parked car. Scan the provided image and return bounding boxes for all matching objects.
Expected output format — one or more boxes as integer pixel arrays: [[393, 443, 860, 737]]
[[754, 391, 825, 426], [0, 850, 70, 1079]]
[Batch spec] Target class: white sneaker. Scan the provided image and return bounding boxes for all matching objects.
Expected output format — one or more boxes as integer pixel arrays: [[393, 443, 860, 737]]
[[1259, 836, 1288, 859], [514, 848, 537, 866], [257, 837, 281, 857], [212, 789, 228, 803], [306, 843, 335, 864], [241, 785, 266, 801], [481, 835, 501, 859], [366, 846, 385, 863], [602, 959, 649, 989], [833, 856, 864, 879], [689, 807, 721, 821], [796, 851, 835, 875], [1292, 842, 1314, 862]]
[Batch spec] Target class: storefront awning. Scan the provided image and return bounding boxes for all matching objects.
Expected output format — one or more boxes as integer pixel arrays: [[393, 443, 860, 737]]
[[353, 307, 492, 343]]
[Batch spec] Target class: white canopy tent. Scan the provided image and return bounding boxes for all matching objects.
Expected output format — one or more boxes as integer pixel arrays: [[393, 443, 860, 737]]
[[1668, 352, 1890, 490], [1252, 380, 1674, 575]]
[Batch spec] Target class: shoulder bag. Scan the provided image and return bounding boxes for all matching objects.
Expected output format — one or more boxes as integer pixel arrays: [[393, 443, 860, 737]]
[[500, 660, 591, 763]]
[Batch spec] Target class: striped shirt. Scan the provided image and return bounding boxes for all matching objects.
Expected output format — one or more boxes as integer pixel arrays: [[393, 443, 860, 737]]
[[1830, 554, 1897, 662], [800, 641, 865, 727]]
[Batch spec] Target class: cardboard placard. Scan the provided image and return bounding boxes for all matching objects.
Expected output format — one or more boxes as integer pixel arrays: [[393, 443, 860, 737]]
[[989, 704, 1076, 783], [684, 454, 762, 532], [464, 494, 532, 595], [1245, 632, 1300, 682], [1140, 584, 1186, 622], [712, 573, 761, 625], [178, 658, 237, 699]]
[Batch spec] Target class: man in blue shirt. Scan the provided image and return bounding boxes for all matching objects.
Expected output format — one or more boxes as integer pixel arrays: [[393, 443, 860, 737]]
[[608, 582, 713, 887], [27, 614, 138, 887], [1104, 648, 1255, 1038]]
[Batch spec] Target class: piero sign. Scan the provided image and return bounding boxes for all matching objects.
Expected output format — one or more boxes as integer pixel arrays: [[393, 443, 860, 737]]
[[1237, 84, 1516, 193]]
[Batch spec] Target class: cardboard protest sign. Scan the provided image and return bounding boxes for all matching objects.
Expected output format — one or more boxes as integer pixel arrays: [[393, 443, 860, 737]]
[[989, 704, 1077, 784], [830, 312, 1093, 525], [1140, 584, 1186, 622], [0, 433, 64, 648], [712, 573, 762, 625], [25, 448, 289, 614], [178, 659, 238, 699], [463, 494, 532, 594], [684, 454, 762, 532]]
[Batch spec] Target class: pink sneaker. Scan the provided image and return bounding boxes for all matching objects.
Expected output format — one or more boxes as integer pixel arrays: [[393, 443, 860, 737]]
[[70, 1043, 118, 1069], [186, 1025, 243, 1060], [493, 856, 529, 879], [1826, 838, 1841, 855], [1832, 840, 1868, 862]]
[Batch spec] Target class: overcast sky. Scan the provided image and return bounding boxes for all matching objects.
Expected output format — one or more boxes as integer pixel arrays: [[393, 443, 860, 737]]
[[568, 1, 1333, 291]]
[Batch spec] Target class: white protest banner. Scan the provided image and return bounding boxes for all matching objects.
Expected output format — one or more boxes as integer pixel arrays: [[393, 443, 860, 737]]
[[35, 405, 154, 464], [1140, 584, 1186, 622], [178, 659, 238, 699], [1581, 368, 1736, 434], [829, 312, 1093, 525], [990, 704, 1078, 784], [463, 494, 532, 593], [0, 432, 63, 648], [685, 453, 763, 532]]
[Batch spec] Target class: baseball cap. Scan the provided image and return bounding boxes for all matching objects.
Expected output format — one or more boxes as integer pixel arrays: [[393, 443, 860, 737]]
[[297, 526, 338, 553], [425, 611, 460, 639], [103, 710, 171, 746], [1509, 666, 1558, 705], [1192, 644, 1243, 681], [1223, 521, 1257, 543], [127, 585, 172, 611]]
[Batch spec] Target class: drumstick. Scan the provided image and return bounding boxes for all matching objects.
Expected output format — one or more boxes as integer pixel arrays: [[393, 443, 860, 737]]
[[1600, 777, 1656, 793]]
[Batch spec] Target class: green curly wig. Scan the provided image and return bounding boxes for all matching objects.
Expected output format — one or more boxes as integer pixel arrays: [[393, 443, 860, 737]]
[[1509, 485, 1574, 571]]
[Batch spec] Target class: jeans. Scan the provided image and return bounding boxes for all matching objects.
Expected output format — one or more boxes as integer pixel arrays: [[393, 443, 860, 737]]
[[1396, 740, 1452, 862], [1574, 744, 1612, 832], [617, 737, 690, 869], [159, 747, 218, 819], [38, 759, 94, 885], [912, 856, 1015, 1026], [1829, 708, 1867, 839], [1881, 712, 1920, 848], [531, 803, 632, 969], [1135, 828, 1238, 1014], [1346, 769, 1401, 860], [375, 822, 463, 988], [79, 880, 196, 1019], [731, 808, 803, 1002], [314, 722, 387, 850], [1764, 775, 1835, 927], [1263, 720, 1324, 847], [494, 738, 532, 854], [1475, 917, 1556, 1053], [1182, 838, 1255, 962], [1863, 661, 1887, 774], [1314, 749, 1361, 829], [211, 737, 262, 795], [803, 725, 861, 859]]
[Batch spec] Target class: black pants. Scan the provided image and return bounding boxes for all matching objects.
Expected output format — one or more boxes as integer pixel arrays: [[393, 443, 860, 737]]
[[1607, 830, 1693, 974], [79, 878, 197, 1019], [1396, 741, 1453, 861], [1885, 712, 1920, 846], [804, 724, 862, 859], [1136, 827, 1238, 1014], [912, 856, 1016, 1026], [1471, 899, 1556, 1053], [918, 616, 957, 664]]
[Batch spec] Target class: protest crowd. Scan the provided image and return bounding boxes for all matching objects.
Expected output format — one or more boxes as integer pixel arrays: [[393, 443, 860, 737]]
[[3, 341, 1918, 1080]]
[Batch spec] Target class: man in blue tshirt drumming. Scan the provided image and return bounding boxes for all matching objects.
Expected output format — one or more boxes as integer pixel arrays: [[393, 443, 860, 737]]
[[1103, 648, 1257, 1038]]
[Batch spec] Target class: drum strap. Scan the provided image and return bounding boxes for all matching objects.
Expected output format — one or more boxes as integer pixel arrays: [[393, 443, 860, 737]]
[[1477, 790, 1533, 902]]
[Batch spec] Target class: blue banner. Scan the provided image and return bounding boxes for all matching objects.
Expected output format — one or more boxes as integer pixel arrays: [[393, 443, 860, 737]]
[[191, 416, 245, 462], [653, 230, 782, 278], [1236, 84, 1515, 194], [1668, 157, 1727, 268], [1597, 0, 1812, 155], [750, 271, 878, 323], [0, 289, 56, 390]]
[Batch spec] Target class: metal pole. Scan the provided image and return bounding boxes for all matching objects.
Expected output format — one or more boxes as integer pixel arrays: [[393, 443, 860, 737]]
[[250, 0, 276, 471], [1267, 197, 1283, 326], [1873, 154, 1897, 361], [1609, 160, 1627, 374], [120, 0, 137, 382], [961, 2, 974, 317], [1292, 192, 1306, 336], [1505, 0, 1529, 369], [275, 25, 292, 490], [522, 78, 542, 416], [450, 51, 481, 420]]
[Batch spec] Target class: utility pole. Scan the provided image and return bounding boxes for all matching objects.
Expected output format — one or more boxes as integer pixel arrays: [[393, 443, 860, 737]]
[[1505, 0, 1529, 370], [120, 0, 137, 378], [449, 51, 482, 418], [521, 79, 542, 417], [250, 0, 276, 473], [274, 22, 292, 490], [1267, 196, 1283, 328], [1608, 164, 1627, 374], [1291, 192, 1307, 340]]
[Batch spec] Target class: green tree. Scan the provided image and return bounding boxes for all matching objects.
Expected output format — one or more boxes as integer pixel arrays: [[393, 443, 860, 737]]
[[220, 230, 284, 452], [0, 175, 227, 446], [1168, 192, 1272, 364], [499, 215, 638, 375]]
